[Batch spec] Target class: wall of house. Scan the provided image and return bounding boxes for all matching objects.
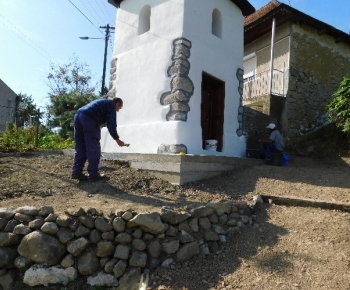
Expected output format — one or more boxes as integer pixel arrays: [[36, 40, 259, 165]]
[[102, 0, 246, 157], [245, 23, 290, 74], [284, 23, 350, 143], [243, 24, 290, 100], [243, 20, 350, 148], [242, 23, 290, 149], [0, 79, 17, 131]]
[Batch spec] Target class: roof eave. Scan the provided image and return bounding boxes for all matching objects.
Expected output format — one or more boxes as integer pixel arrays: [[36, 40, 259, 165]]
[[107, 0, 255, 16], [232, 0, 255, 16], [244, 3, 350, 47], [108, 0, 121, 8]]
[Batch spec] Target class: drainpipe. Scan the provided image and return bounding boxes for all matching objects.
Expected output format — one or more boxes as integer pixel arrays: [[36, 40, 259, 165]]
[[269, 17, 276, 94]]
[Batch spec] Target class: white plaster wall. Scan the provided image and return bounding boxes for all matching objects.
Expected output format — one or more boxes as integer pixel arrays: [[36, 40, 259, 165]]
[[102, 0, 185, 154], [181, 0, 246, 157], [102, 0, 246, 157]]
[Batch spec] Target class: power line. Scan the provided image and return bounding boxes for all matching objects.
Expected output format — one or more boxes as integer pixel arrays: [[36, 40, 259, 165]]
[[67, 0, 103, 35], [98, 0, 116, 24], [109, 37, 114, 54], [85, 0, 115, 27], [78, 0, 105, 28], [0, 13, 56, 63], [95, 1, 114, 23], [67, 0, 115, 53]]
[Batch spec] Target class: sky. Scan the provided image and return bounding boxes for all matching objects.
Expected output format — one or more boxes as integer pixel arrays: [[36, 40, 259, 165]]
[[0, 0, 117, 108], [0, 0, 349, 108]]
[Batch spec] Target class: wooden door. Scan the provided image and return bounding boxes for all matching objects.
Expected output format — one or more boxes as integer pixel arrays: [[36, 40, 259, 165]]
[[201, 72, 225, 151]]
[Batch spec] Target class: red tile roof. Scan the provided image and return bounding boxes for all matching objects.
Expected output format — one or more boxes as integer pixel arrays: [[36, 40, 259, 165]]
[[244, 0, 350, 46], [244, 0, 281, 26]]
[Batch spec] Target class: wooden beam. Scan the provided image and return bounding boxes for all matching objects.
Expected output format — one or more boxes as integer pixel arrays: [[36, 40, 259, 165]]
[[335, 36, 344, 43], [318, 28, 327, 35], [260, 194, 350, 212]]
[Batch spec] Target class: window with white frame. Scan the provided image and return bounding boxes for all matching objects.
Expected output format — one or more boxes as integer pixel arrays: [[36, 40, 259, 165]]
[[243, 53, 257, 82]]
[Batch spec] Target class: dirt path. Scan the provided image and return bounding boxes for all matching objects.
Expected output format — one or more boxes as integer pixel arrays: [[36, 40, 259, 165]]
[[0, 151, 349, 289]]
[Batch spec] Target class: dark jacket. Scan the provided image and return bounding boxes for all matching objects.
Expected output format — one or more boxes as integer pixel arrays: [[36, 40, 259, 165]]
[[77, 99, 119, 140]]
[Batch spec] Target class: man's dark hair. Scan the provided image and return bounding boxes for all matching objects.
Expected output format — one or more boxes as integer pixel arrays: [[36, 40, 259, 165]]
[[112, 98, 123, 105]]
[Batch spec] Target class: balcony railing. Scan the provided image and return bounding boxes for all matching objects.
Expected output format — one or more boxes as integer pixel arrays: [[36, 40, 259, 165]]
[[243, 67, 289, 100]]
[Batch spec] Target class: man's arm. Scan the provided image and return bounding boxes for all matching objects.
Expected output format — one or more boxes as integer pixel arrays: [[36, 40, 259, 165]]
[[116, 139, 125, 147], [258, 131, 275, 144], [258, 138, 273, 144], [106, 107, 119, 140]]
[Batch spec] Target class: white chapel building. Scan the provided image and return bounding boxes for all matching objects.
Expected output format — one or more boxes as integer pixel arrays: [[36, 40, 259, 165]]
[[102, 0, 255, 157]]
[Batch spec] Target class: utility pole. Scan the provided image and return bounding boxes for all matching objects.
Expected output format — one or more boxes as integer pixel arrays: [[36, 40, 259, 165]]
[[99, 24, 115, 96], [35, 108, 40, 148]]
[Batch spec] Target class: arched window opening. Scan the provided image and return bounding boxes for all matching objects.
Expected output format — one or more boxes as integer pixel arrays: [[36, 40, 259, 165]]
[[212, 9, 222, 38], [138, 5, 151, 35]]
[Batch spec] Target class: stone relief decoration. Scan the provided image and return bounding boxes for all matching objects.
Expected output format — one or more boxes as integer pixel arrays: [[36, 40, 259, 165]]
[[158, 38, 193, 154], [160, 37, 194, 122], [107, 58, 118, 99], [236, 68, 244, 137]]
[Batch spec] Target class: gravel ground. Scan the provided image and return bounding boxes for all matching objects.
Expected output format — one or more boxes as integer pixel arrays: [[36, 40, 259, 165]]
[[0, 150, 349, 290]]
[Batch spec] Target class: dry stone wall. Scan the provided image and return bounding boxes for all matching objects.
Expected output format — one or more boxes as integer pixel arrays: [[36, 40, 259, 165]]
[[0, 200, 258, 289]]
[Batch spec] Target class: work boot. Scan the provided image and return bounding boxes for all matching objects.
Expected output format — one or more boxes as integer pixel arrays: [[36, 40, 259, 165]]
[[88, 173, 109, 182], [71, 173, 88, 180]]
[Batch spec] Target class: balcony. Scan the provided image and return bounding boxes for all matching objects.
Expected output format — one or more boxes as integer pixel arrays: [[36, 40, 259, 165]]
[[243, 67, 289, 102]]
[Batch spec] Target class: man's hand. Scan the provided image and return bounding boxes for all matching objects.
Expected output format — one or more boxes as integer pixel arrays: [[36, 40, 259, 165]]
[[116, 139, 125, 147]]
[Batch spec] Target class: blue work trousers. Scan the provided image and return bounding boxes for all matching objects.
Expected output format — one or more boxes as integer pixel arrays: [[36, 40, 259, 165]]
[[264, 143, 282, 159], [71, 112, 101, 178]]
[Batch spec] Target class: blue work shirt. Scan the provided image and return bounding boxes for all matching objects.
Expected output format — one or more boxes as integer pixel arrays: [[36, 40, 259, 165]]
[[269, 130, 284, 151], [77, 99, 119, 140]]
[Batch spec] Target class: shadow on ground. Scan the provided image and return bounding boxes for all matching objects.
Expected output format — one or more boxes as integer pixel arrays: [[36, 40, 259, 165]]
[[149, 203, 289, 290]]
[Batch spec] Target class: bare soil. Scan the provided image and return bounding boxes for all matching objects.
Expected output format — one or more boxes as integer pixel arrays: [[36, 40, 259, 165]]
[[1, 150, 350, 290]]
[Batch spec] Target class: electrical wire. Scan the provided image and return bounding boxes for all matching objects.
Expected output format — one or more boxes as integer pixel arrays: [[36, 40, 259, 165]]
[[108, 29, 115, 53], [0, 13, 56, 63], [78, 0, 105, 28], [67, 0, 115, 53], [97, 0, 116, 24], [86, 0, 115, 27], [94, 0, 115, 23], [67, 0, 104, 35]]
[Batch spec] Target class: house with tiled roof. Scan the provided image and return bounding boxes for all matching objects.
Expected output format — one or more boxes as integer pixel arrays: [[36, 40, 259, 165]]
[[243, 0, 350, 149]]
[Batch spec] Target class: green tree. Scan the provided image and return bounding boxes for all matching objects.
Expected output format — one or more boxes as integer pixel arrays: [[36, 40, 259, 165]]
[[46, 55, 100, 138], [46, 55, 97, 97], [15, 93, 40, 127], [49, 91, 98, 139], [327, 77, 350, 135]]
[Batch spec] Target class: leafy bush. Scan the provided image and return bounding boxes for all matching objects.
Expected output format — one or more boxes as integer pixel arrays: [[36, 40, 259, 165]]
[[38, 134, 74, 150], [0, 122, 74, 152], [0, 122, 36, 152], [327, 77, 350, 135]]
